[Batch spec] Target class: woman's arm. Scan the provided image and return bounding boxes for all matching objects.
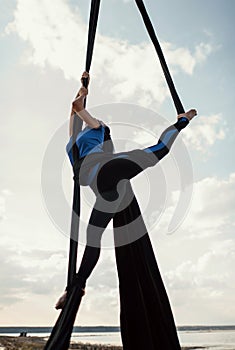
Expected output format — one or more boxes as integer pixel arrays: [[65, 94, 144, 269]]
[[77, 110, 101, 128], [69, 72, 101, 136], [69, 111, 75, 137], [69, 104, 101, 137]]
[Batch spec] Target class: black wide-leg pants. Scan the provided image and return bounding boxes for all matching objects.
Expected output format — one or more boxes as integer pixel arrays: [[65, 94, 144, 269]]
[[75, 117, 189, 288]]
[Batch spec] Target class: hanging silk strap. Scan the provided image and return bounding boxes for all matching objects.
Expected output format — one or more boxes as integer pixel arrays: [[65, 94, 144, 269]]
[[67, 0, 101, 290], [134, 0, 185, 115]]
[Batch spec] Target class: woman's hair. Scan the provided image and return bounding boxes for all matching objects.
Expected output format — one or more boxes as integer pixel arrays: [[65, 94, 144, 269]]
[[103, 126, 115, 154]]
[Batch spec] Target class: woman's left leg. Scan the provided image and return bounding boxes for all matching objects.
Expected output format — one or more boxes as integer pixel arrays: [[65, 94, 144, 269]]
[[75, 201, 114, 289], [74, 185, 127, 290], [55, 187, 125, 309]]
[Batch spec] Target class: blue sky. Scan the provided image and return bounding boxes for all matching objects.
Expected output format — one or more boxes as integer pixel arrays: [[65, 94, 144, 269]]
[[0, 0, 234, 327]]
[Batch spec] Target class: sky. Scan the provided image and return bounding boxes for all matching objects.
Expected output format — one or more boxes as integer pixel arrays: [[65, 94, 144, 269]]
[[0, 0, 234, 327]]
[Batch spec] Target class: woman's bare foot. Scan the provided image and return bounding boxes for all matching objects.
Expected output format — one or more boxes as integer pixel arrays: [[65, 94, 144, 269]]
[[55, 288, 86, 310], [55, 291, 67, 310], [72, 87, 88, 113], [78, 86, 88, 97], [178, 109, 197, 121]]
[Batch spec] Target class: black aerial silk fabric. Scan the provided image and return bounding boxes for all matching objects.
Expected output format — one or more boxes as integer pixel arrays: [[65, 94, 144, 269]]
[[67, 0, 101, 289], [44, 0, 184, 349], [134, 0, 185, 115], [114, 182, 181, 349]]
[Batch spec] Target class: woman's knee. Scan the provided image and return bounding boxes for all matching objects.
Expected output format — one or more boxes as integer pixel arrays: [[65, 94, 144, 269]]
[[153, 146, 169, 161], [86, 227, 102, 248]]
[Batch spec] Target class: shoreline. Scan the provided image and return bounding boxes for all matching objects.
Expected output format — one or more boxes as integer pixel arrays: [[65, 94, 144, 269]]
[[0, 335, 207, 350]]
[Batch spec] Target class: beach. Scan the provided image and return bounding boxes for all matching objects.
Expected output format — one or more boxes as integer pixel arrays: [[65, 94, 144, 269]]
[[0, 336, 208, 350]]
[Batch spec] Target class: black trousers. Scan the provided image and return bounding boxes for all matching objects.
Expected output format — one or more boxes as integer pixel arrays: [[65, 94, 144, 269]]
[[75, 117, 189, 289]]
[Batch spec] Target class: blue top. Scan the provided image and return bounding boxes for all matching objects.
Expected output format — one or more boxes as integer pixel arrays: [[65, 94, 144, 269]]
[[66, 124, 105, 166]]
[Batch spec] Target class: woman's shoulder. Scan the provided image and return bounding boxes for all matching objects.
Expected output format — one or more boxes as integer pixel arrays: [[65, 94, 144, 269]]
[[77, 124, 106, 142]]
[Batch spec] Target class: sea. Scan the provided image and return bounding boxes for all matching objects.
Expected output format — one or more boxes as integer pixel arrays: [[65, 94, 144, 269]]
[[0, 326, 235, 349]]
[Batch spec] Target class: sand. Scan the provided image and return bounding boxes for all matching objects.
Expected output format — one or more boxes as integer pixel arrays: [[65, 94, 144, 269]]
[[0, 335, 208, 350]]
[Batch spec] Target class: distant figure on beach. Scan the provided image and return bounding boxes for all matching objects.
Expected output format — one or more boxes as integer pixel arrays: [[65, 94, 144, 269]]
[[19, 332, 27, 337]]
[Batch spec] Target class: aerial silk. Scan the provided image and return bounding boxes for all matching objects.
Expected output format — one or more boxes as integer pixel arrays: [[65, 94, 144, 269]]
[[44, 0, 185, 349]]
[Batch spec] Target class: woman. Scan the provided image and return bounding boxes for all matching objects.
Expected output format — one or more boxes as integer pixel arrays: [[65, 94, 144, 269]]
[[55, 71, 197, 309]]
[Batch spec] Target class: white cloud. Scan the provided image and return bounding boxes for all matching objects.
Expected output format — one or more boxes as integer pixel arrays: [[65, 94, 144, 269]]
[[5, 0, 86, 77], [0, 196, 5, 221], [183, 114, 226, 154], [157, 172, 235, 239], [0, 189, 12, 221], [0, 245, 67, 308], [162, 42, 215, 75], [5, 0, 214, 107], [0, 242, 120, 325], [195, 42, 216, 63], [148, 173, 235, 324], [164, 238, 235, 323], [184, 173, 235, 237], [166, 238, 235, 291]]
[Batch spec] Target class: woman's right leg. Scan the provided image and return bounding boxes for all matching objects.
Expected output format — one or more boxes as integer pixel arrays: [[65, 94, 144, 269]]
[[142, 109, 196, 162], [96, 110, 197, 194]]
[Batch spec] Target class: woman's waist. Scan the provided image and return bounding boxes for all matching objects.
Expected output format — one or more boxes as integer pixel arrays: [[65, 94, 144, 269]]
[[73, 151, 113, 186]]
